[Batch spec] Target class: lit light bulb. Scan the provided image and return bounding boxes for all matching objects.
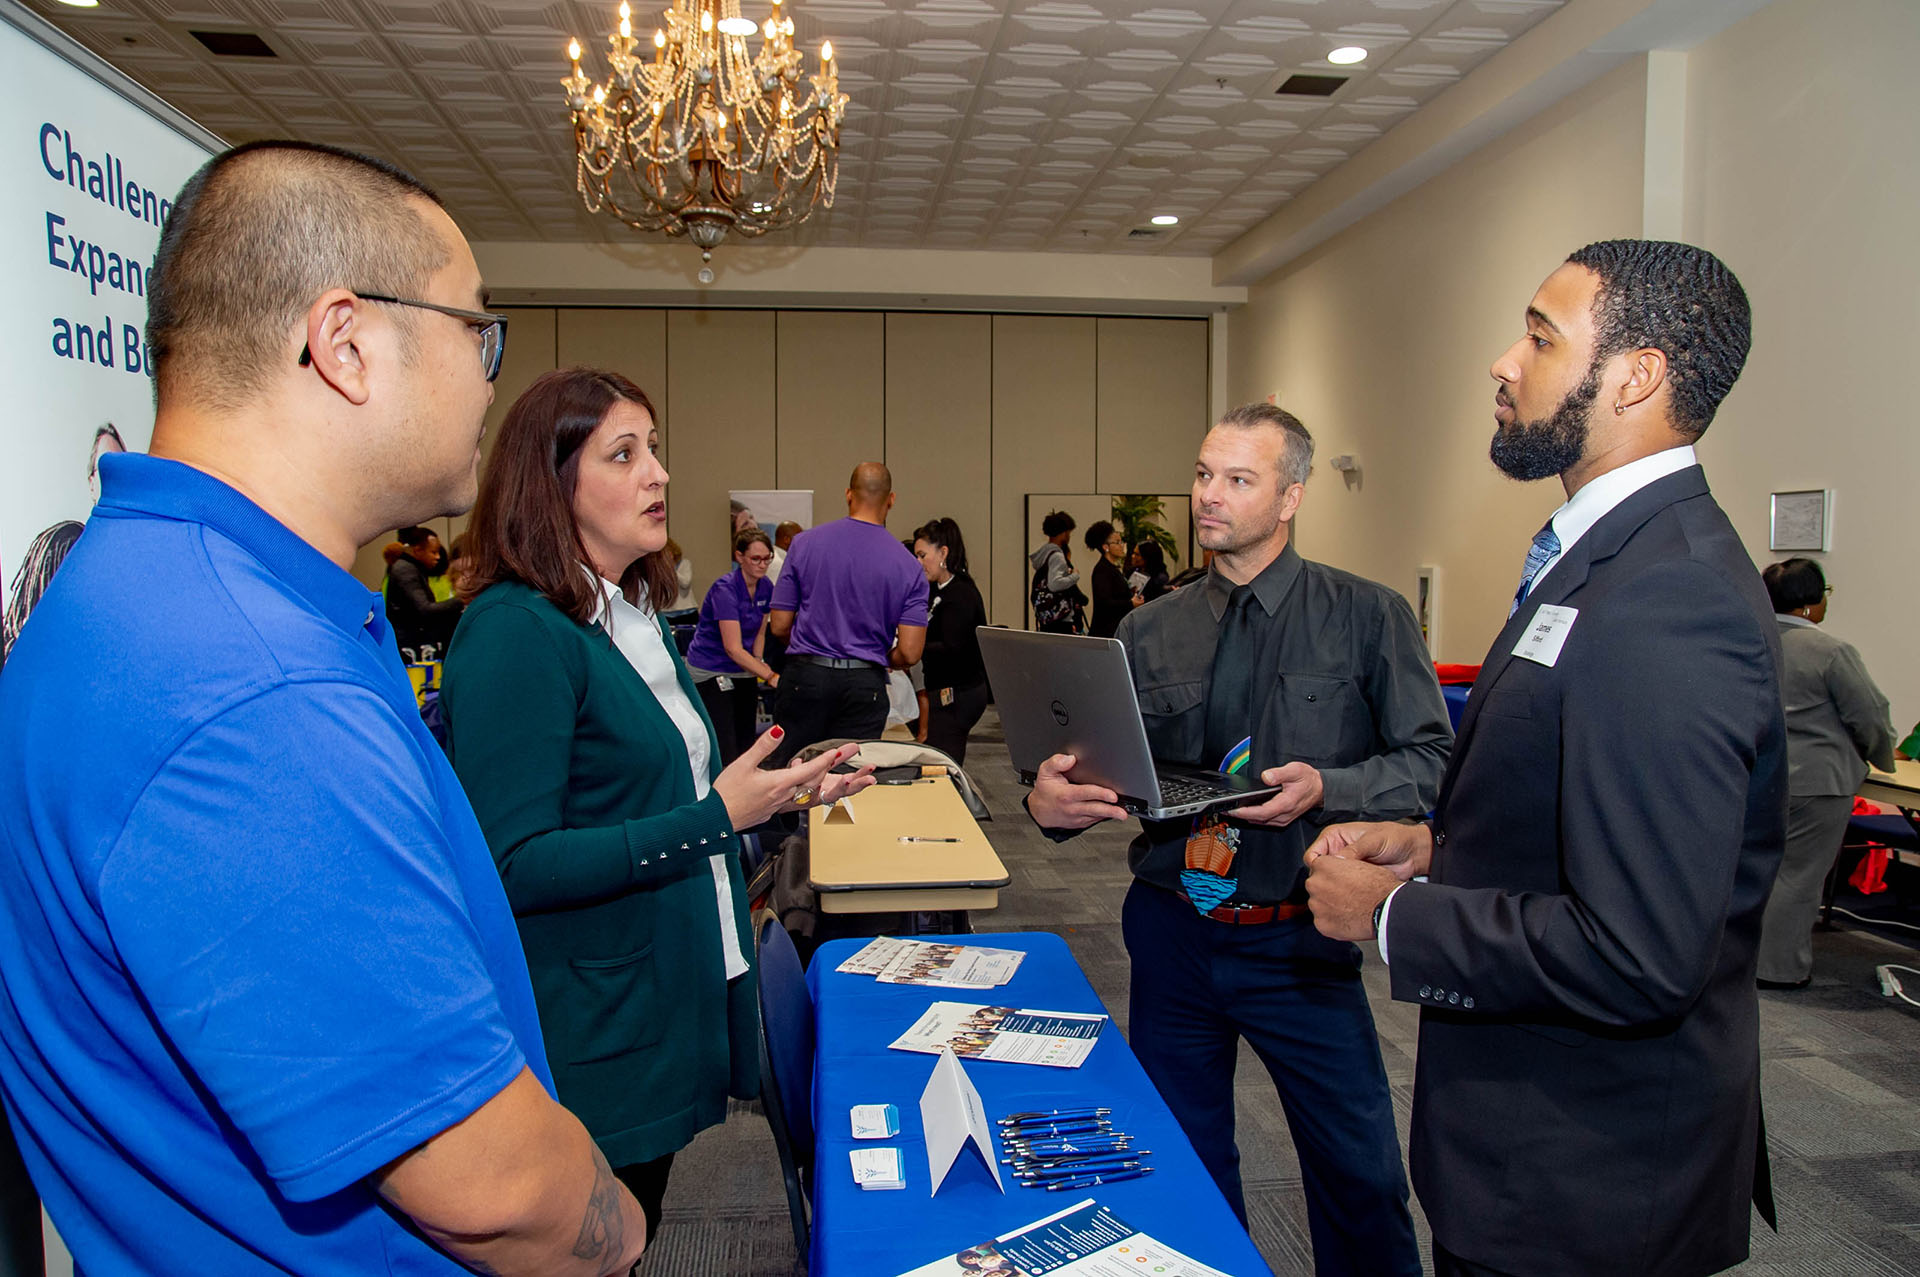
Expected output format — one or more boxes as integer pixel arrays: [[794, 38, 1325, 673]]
[[620, 15, 631, 36], [593, 85, 606, 103], [821, 39, 833, 61], [568, 38, 582, 62], [655, 28, 666, 47], [716, 110, 727, 128], [700, 10, 712, 30], [619, 1, 631, 18]]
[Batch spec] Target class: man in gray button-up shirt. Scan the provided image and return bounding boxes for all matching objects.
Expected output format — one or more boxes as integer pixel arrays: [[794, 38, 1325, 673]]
[[1028, 403, 1450, 1277]]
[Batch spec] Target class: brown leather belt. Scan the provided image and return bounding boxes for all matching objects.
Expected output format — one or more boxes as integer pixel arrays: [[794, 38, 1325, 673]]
[[1198, 898, 1309, 926]]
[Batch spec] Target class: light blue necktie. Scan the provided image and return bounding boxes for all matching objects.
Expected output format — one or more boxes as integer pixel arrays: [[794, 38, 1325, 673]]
[[1509, 521, 1561, 617]]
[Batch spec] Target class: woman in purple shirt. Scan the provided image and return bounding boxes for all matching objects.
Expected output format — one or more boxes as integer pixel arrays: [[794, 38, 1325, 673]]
[[687, 528, 780, 763]]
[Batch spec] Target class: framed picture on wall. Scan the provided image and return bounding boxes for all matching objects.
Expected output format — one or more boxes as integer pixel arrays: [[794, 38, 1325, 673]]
[[1416, 565, 1439, 655], [1768, 489, 1830, 552]]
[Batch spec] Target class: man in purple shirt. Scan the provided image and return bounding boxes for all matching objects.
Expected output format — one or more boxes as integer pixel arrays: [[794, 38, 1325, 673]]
[[767, 462, 929, 763]]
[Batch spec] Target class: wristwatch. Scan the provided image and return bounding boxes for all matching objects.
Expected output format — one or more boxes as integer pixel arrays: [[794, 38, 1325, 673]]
[[1370, 896, 1386, 939]]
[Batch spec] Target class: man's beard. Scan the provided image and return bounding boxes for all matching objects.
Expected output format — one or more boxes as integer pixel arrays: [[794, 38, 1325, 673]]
[[1490, 360, 1600, 481]]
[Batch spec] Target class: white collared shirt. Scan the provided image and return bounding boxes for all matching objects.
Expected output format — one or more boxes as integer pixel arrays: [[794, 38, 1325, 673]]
[[589, 571, 748, 981], [1517, 444, 1698, 606], [1378, 444, 1698, 965]]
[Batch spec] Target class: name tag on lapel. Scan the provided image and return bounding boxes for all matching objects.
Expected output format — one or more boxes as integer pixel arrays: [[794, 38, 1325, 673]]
[[1512, 604, 1578, 667]]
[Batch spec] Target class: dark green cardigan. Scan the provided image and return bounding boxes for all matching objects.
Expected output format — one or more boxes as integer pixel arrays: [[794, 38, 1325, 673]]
[[441, 581, 759, 1168]]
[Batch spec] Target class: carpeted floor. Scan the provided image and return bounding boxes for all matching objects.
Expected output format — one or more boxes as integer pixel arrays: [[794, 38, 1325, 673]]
[[646, 709, 1920, 1276]]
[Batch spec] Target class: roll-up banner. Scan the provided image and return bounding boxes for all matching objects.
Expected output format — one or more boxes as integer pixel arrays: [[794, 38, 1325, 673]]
[[0, 3, 219, 623]]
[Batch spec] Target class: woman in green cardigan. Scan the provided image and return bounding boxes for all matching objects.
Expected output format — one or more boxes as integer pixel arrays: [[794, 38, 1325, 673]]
[[441, 368, 872, 1237]]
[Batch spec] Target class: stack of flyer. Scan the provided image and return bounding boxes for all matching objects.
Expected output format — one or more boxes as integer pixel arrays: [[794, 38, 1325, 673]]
[[836, 937, 1025, 989], [889, 1002, 1107, 1069], [896, 1199, 1233, 1276]]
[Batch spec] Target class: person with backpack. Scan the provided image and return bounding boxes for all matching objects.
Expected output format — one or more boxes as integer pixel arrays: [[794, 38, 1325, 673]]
[[1029, 510, 1085, 633]]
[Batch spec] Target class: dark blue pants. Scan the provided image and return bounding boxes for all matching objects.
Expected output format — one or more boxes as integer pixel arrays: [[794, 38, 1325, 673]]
[[1122, 879, 1419, 1277]]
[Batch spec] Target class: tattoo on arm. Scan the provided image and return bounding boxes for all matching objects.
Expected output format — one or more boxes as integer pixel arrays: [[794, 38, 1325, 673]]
[[571, 1144, 629, 1267]]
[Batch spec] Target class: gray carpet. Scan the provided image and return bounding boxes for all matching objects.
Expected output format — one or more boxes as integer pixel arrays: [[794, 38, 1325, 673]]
[[646, 709, 1920, 1276]]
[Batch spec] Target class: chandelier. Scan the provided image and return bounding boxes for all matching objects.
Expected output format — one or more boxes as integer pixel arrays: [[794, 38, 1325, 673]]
[[562, 0, 848, 263]]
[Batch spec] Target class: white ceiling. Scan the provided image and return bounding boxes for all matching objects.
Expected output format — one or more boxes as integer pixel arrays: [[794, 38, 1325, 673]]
[[32, 0, 1565, 256]]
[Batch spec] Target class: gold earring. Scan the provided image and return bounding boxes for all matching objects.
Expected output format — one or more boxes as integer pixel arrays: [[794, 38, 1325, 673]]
[[1613, 402, 1625, 415]]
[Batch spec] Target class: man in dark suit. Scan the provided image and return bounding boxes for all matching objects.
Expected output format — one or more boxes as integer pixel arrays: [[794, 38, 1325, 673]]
[[1302, 240, 1784, 1277]]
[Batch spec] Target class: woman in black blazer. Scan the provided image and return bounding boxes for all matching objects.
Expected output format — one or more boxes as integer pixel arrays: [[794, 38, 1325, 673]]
[[911, 518, 990, 765]]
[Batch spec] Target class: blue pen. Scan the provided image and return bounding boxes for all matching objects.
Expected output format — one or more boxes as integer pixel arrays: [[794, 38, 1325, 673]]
[[1045, 1168, 1155, 1191], [1000, 1106, 1110, 1124], [1003, 1120, 1109, 1137], [1006, 1141, 1134, 1156], [1018, 1159, 1145, 1178], [1022, 1149, 1150, 1166]]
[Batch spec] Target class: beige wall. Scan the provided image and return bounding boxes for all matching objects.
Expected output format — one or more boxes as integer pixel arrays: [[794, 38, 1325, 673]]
[[354, 307, 1209, 631], [1227, 58, 1648, 665], [1682, 0, 1920, 729]]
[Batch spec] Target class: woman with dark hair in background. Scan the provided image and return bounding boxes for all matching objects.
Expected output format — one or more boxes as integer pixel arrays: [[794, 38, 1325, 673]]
[[1083, 519, 1138, 639], [1029, 509, 1084, 633], [1756, 556, 1896, 988], [441, 367, 871, 1235], [912, 517, 990, 765], [686, 527, 779, 764], [1131, 538, 1172, 603]]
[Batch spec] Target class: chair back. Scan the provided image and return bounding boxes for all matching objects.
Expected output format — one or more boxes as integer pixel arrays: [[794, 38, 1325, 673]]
[[755, 911, 815, 1259]]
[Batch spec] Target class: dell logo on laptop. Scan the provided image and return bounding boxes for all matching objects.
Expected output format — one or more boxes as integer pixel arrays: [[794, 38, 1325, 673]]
[[1050, 700, 1070, 725]]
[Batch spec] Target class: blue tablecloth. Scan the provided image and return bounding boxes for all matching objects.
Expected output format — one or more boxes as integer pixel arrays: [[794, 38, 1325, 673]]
[[808, 932, 1273, 1276]]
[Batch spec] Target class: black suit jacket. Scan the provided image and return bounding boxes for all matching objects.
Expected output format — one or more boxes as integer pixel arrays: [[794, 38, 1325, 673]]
[[1388, 466, 1786, 1276]]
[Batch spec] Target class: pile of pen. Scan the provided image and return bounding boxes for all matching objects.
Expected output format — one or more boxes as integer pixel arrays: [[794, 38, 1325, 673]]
[[997, 1106, 1153, 1192]]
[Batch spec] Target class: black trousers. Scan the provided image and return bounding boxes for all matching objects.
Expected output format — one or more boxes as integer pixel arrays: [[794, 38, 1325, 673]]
[[695, 675, 759, 767], [923, 681, 989, 766], [770, 660, 887, 765], [614, 1151, 676, 1244], [0, 1109, 42, 1277]]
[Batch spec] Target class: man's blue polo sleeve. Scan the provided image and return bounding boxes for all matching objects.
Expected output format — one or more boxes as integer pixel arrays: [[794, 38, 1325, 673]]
[[96, 680, 529, 1203]]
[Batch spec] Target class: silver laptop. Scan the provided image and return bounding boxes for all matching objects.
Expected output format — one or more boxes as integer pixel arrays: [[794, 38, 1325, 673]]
[[977, 628, 1281, 820]]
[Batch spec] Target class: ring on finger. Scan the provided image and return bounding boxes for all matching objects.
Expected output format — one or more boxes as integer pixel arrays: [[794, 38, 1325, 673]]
[[791, 784, 818, 807]]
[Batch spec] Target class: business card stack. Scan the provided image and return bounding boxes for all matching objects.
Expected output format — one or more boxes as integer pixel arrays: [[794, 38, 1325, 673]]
[[850, 1146, 906, 1191]]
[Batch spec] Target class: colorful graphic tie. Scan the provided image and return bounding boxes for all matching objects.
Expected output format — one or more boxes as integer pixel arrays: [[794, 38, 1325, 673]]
[[1181, 735, 1252, 913]]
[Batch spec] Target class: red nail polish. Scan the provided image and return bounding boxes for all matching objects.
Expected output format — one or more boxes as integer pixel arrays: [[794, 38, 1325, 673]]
[[770, 726, 784, 739]]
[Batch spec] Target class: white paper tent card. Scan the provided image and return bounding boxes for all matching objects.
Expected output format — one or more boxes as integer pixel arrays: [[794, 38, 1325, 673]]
[[918, 1046, 1004, 1195]]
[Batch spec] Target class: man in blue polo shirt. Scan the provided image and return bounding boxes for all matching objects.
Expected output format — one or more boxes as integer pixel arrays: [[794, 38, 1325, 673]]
[[0, 142, 646, 1275], [767, 462, 929, 765]]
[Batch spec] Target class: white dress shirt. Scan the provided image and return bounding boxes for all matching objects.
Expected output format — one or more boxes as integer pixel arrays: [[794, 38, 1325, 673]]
[[591, 572, 749, 980], [1376, 445, 1698, 964]]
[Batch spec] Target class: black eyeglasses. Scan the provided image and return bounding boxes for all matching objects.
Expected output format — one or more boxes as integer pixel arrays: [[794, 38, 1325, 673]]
[[298, 292, 509, 382]]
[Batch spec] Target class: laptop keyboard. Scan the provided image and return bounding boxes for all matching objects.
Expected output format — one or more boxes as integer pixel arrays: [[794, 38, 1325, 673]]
[[1157, 775, 1236, 806]]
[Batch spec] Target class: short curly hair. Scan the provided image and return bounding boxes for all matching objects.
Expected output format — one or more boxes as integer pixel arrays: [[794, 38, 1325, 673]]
[[1565, 240, 1751, 438]]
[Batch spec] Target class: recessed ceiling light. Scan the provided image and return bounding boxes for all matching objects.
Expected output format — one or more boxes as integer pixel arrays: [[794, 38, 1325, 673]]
[[1150, 214, 1179, 226], [1327, 46, 1368, 65], [55, 0, 101, 7], [717, 17, 757, 35]]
